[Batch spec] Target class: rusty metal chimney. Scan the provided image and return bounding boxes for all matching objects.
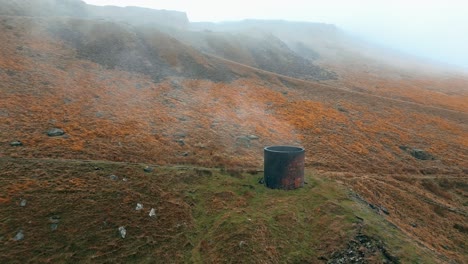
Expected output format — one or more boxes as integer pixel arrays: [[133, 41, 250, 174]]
[[264, 146, 305, 190]]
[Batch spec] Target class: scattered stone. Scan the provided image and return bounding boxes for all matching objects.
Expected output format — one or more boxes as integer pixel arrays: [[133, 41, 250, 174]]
[[355, 216, 364, 222], [143, 166, 154, 173], [93, 167, 101, 170], [239, 241, 246, 247], [13, 230, 24, 241], [118, 226, 126, 238], [194, 142, 207, 149], [410, 149, 435, 160], [109, 174, 118, 180], [328, 234, 399, 264], [410, 223, 418, 228], [181, 152, 189, 157], [453, 223, 467, 234], [135, 203, 143, 211], [20, 199, 27, 207], [175, 139, 185, 146], [47, 128, 65, 137], [50, 223, 58, 231], [122, 178, 128, 182], [49, 215, 60, 224], [399, 146, 435, 160], [247, 135, 259, 140], [337, 106, 348, 113], [236, 136, 251, 148], [380, 206, 390, 215], [149, 208, 156, 217], [258, 177, 265, 184], [174, 132, 186, 138], [10, 141, 23, 146]]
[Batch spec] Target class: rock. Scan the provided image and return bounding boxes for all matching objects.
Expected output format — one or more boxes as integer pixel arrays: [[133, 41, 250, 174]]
[[109, 175, 118, 180], [247, 135, 259, 140], [175, 139, 185, 146], [327, 234, 398, 264], [398, 146, 409, 151], [49, 215, 60, 224], [135, 203, 143, 211], [10, 141, 23, 146], [337, 106, 348, 113], [235, 136, 251, 148], [149, 208, 156, 217], [181, 152, 189, 157], [380, 206, 390, 215], [20, 199, 27, 207], [399, 146, 435, 160], [239, 241, 246, 247], [410, 149, 435, 160], [258, 177, 265, 184], [143, 166, 154, 173], [410, 223, 418, 228], [118, 226, 126, 238], [194, 142, 207, 149], [453, 224, 467, 233], [47, 128, 65, 137], [50, 223, 58, 231], [13, 230, 24, 241], [174, 132, 186, 138]]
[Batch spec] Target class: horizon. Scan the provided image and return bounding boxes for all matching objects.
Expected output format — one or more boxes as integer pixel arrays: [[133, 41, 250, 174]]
[[82, 0, 468, 70]]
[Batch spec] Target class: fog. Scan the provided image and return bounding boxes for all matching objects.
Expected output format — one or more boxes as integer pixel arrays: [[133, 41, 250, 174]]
[[83, 0, 468, 70]]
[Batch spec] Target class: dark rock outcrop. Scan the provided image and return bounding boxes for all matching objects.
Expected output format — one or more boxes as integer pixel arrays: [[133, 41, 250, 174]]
[[399, 146, 435, 160], [327, 234, 399, 264]]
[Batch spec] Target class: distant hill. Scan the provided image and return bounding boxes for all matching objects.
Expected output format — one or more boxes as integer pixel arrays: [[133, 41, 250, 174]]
[[0, 0, 189, 28]]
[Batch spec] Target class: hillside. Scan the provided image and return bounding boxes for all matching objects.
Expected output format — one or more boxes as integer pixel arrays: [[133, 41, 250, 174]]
[[0, 158, 445, 263], [0, 1, 467, 263]]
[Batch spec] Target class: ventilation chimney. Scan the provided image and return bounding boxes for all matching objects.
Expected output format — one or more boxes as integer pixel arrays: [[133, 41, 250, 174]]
[[264, 146, 305, 190]]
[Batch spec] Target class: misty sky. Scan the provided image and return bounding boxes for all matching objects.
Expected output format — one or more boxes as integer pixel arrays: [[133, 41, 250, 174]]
[[83, 0, 468, 69]]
